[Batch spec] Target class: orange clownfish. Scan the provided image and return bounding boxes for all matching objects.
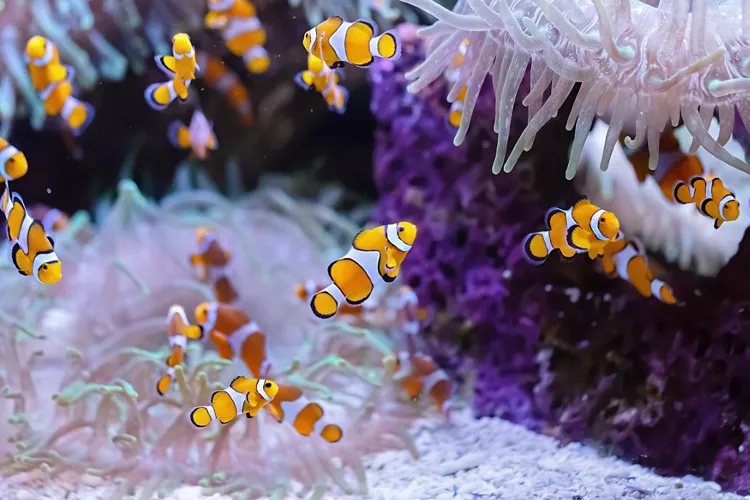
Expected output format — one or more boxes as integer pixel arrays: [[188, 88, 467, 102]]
[[195, 301, 344, 443], [144, 33, 198, 111], [384, 351, 453, 417], [189, 376, 279, 427], [444, 39, 469, 129], [1, 187, 61, 285], [25, 37, 95, 136], [387, 285, 427, 338], [0, 138, 28, 183], [601, 233, 677, 304], [295, 279, 363, 316], [302, 16, 401, 69], [189, 228, 238, 304], [522, 199, 620, 264], [310, 222, 417, 320], [156, 305, 204, 396], [620, 132, 739, 229], [294, 54, 349, 115], [167, 110, 218, 160], [26, 205, 71, 234], [195, 51, 253, 126], [205, 0, 270, 74]]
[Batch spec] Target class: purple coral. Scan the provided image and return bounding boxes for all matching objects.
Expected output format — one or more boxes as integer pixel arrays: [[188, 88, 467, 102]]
[[369, 26, 550, 429]]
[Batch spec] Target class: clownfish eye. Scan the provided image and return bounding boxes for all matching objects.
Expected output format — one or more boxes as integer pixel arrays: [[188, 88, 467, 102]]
[[264, 382, 272, 388], [398, 225, 404, 232], [42, 264, 47, 270]]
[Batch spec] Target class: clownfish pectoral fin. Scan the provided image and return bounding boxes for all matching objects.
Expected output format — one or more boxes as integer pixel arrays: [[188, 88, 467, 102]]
[[334, 87, 349, 115], [715, 218, 723, 229], [155, 55, 177, 76], [189, 253, 203, 266], [10, 243, 28, 276], [246, 392, 259, 407], [293, 71, 314, 91], [184, 325, 204, 340], [567, 226, 590, 251], [245, 412, 253, 418]]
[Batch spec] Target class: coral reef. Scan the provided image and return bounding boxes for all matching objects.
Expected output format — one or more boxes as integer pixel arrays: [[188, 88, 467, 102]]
[[399, 0, 750, 179], [0, 179, 422, 498]]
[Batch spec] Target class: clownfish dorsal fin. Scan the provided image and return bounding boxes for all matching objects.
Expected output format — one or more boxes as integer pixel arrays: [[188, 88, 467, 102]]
[[573, 198, 591, 211]]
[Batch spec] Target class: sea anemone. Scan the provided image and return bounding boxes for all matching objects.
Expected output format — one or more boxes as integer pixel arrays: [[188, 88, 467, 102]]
[[0, 0, 205, 136], [579, 118, 750, 276], [0, 179, 422, 498], [399, 0, 750, 179]]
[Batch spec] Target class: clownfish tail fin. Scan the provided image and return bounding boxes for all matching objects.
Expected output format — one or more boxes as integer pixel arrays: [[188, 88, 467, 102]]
[[144, 81, 176, 111], [521, 232, 551, 265], [167, 120, 187, 149], [156, 373, 172, 396], [673, 181, 693, 205], [189, 405, 216, 427], [371, 30, 401, 60], [311, 285, 339, 319]]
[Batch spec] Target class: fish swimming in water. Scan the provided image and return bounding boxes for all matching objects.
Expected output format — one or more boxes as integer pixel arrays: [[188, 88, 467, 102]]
[[295, 280, 363, 316], [189, 376, 279, 427], [205, 0, 270, 74], [25, 37, 95, 136], [620, 131, 739, 228], [302, 16, 401, 69], [189, 228, 239, 304], [384, 351, 453, 418], [0, 138, 28, 183], [156, 305, 204, 396], [444, 39, 469, 129], [522, 200, 620, 264], [0, 187, 61, 284], [195, 51, 254, 126], [673, 177, 739, 229], [167, 111, 219, 160], [294, 54, 349, 114], [601, 233, 677, 304], [194, 301, 344, 442], [310, 222, 417, 319], [144, 33, 199, 111]]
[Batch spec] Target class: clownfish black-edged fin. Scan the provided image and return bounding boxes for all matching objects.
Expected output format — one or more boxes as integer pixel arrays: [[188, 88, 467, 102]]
[[293, 71, 315, 91], [374, 30, 402, 61], [246, 413, 253, 418], [699, 197, 712, 217], [673, 181, 692, 204], [714, 218, 723, 229], [47, 236, 55, 248], [572, 198, 591, 211], [559, 253, 576, 263], [66, 100, 96, 137], [567, 226, 589, 251], [63, 65, 76, 83], [167, 121, 188, 149], [330, 61, 345, 70], [10, 243, 27, 276], [544, 207, 565, 230], [189, 406, 212, 427], [521, 233, 548, 265], [144, 83, 171, 111], [354, 18, 378, 37], [311, 291, 338, 319], [155, 55, 177, 77], [156, 374, 171, 396]]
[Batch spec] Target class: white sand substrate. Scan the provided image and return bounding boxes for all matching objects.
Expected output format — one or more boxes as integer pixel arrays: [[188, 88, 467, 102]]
[[1, 409, 745, 500]]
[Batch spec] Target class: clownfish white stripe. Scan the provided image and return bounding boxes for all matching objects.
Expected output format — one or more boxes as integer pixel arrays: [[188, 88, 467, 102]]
[[200, 303, 219, 338], [422, 369, 449, 393], [304, 279, 318, 296], [256, 379, 272, 402], [308, 29, 318, 51], [61, 97, 78, 121], [18, 213, 34, 253], [32, 252, 58, 280], [167, 305, 189, 326], [244, 46, 268, 62], [328, 28, 348, 63], [718, 194, 733, 215], [169, 334, 188, 349], [227, 321, 260, 357], [225, 386, 247, 413], [540, 231, 553, 253], [41, 209, 62, 233], [208, 0, 234, 10], [0, 146, 19, 179], [589, 209, 606, 241], [167, 366, 176, 377], [613, 243, 638, 282], [39, 82, 59, 102], [650, 278, 666, 297], [386, 224, 412, 252], [225, 17, 262, 40]]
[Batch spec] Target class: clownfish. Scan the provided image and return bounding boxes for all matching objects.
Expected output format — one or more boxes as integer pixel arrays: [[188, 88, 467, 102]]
[[310, 222, 417, 320], [189, 228, 239, 304], [0, 138, 28, 183], [189, 376, 279, 427], [25, 37, 95, 136], [302, 16, 401, 69], [674, 178, 739, 229], [194, 301, 344, 443], [522, 199, 620, 264], [384, 351, 453, 417], [195, 52, 253, 126], [205, 0, 270, 74], [144, 33, 198, 111], [444, 39, 469, 129], [620, 132, 739, 228], [0, 187, 61, 284], [601, 233, 677, 304], [294, 54, 349, 115], [167, 110, 219, 160], [156, 305, 204, 396], [387, 285, 427, 338]]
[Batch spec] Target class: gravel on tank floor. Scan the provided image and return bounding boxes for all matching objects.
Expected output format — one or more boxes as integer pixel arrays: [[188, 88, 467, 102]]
[[1, 409, 744, 500]]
